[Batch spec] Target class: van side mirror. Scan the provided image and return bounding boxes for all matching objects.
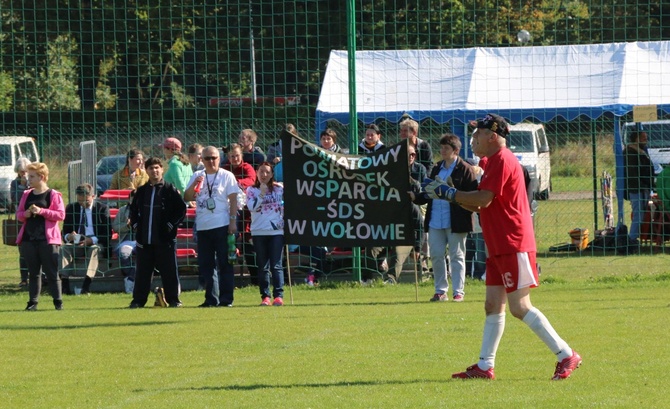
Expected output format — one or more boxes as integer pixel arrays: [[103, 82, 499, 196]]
[[539, 145, 550, 153]]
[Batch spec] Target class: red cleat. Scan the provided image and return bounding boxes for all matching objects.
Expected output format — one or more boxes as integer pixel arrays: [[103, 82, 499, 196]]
[[260, 297, 271, 306], [552, 350, 582, 380], [452, 364, 495, 380]]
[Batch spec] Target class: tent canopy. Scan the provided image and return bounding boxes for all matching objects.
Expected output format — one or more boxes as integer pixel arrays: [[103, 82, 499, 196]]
[[316, 41, 670, 129], [316, 40, 670, 226]]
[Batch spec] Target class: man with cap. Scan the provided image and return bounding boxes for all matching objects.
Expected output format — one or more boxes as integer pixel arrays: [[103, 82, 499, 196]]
[[161, 136, 193, 196], [59, 183, 111, 294], [422, 113, 581, 381]]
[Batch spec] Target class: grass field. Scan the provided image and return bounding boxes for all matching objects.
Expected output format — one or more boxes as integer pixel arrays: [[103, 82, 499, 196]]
[[1, 280, 669, 408], [3, 149, 669, 407], [1, 247, 670, 408]]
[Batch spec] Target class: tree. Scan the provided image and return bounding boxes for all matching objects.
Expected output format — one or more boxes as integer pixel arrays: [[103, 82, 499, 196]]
[[35, 34, 81, 111]]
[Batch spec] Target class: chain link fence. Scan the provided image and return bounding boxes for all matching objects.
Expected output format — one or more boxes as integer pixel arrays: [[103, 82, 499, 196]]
[[2, 1, 670, 282]]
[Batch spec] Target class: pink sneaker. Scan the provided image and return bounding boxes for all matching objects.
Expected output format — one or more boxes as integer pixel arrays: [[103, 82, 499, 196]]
[[453, 294, 464, 302], [272, 297, 284, 306], [452, 364, 495, 380], [430, 293, 447, 302], [552, 350, 582, 380], [260, 297, 271, 306]]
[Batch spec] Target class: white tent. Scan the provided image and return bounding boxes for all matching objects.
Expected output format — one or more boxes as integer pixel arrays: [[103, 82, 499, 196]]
[[316, 41, 670, 128], [315, 41, 670, 225]]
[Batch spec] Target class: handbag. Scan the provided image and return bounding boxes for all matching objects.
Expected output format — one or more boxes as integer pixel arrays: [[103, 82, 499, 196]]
[[2, 214, 21, 246]]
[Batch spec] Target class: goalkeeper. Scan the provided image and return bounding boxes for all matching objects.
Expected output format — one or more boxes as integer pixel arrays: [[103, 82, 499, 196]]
[[422, 114, 582, 381]]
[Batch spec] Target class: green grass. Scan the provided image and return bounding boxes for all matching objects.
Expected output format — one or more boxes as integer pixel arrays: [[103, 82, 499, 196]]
[[1, 238, 670, 408], [535, 199, 611, 252], [551, 176, 602, 193], [1, 277, 669, 408], [551, 134, 615, 180], [3, 152, 670, 407]]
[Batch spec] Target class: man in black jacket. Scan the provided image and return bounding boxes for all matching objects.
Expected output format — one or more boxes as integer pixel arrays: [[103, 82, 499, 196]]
[[60, 183, 111, 294], [128, 157, 186, 308], [414, 134, 478, 302]]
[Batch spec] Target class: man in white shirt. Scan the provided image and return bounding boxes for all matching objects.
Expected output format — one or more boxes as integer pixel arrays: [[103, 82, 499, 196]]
[[184, 146, 239, 307]]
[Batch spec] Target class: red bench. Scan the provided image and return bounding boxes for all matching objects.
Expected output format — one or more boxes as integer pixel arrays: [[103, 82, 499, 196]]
[[100, 189, 132, 201]]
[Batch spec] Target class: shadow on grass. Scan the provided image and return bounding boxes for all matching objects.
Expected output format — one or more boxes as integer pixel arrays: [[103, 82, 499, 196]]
[[143, 378, 444, 393], [0, 320, 181, 331], [0, 285, 29, 296]]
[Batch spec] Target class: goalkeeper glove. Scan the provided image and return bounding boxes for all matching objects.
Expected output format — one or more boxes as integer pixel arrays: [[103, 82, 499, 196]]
[[422, 176, 457, 202]]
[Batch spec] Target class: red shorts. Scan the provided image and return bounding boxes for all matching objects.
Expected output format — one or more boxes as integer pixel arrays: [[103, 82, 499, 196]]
[[485, 252, 539, 293]]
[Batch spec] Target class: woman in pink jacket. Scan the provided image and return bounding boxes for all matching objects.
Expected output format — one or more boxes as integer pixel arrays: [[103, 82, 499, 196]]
[[16, 162, 66, 311]]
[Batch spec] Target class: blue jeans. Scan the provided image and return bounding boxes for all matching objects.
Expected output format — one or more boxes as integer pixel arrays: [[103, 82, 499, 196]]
[[197, 226, 235, 306], [117, 240, 136, 280], [629, 190, 650, 240], [254, 234, 285, 299], [428, 227, 467, 297]]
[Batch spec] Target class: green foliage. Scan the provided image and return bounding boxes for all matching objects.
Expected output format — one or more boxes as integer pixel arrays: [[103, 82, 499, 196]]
[[552, 133, 615, 178], [170, 82, 195, 108], [35, 34, 81, 110], [0, 0, 667, 120], [0, 70, 15, 110], [94, 57, 117, 110]]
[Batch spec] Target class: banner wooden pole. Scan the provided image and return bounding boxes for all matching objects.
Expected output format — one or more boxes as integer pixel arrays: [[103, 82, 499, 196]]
[[285, 245, 294, 305], [413, 251, 419, 302]]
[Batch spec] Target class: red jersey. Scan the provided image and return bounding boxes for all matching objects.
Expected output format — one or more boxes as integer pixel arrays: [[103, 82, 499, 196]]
[[478, 156, 488, 171], [222, 162, 256, 190], [478, 148, 536, 256]]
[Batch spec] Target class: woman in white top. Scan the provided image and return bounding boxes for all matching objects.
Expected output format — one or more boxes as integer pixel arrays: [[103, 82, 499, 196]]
[[245, 162, 285, 306]]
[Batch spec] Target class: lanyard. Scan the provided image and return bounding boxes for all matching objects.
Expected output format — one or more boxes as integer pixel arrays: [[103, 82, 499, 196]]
[[205, 170, 219, 198]]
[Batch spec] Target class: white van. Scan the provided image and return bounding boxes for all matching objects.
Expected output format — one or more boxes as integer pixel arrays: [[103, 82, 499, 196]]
[[0, 136, 40, 210], [621, 120, 670, 174], [507, 123, 552, 200]]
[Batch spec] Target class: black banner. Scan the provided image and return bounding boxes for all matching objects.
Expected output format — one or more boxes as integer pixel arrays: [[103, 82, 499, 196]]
[[282, 132, 414, 247]]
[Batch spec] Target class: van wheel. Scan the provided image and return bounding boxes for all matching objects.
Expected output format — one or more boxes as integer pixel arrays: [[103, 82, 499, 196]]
[[537, 188, 550, 201]]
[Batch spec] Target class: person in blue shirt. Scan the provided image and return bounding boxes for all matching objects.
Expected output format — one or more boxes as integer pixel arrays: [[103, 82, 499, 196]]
[[414, 134, 478, 302]]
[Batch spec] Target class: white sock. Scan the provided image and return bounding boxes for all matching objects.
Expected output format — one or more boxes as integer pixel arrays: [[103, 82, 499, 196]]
[[522, 307, 572, 361], [478, 313, 505, 370]]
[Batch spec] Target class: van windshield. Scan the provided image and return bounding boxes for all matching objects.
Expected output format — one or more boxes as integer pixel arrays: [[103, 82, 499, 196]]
[[624, 123, 670, 148], [0, 145, 11, 166], [18, 142, 38, 161], [506, 130, 534, 153]]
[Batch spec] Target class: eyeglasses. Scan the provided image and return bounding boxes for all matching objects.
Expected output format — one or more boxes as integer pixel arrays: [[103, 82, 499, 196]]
[[203, 156, 219, 161], [409, 153, 416, 157]]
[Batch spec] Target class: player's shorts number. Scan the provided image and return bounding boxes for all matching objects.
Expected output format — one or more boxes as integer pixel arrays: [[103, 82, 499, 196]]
[[503, 272, 515, 289]]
